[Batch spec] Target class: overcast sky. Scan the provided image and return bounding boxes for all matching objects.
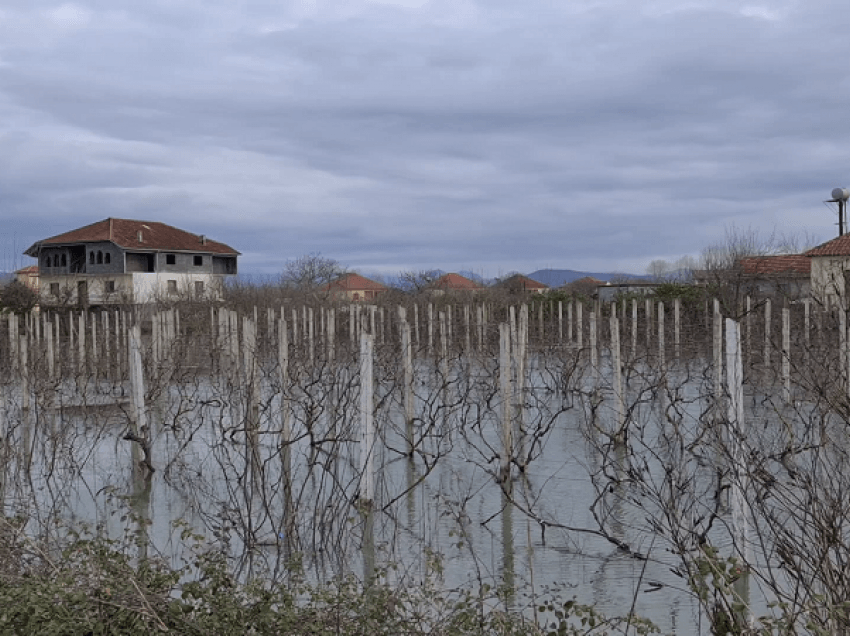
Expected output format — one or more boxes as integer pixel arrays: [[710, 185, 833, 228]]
[[1, 0, 847, 279]]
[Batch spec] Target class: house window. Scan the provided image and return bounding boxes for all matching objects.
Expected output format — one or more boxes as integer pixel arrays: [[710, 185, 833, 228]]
[[193, 255, 203, 266], [43, 256, 49, 268], [50, 283, 59, 296], [195, 281, 204, 295], [166, 254, 176, 265], [89, 251, 95, 264], [167, 280, 177, 294], [97, 251, 103, 264], [61, 254, 67, 267], [104, 253, 111, 264], [104, 281, 115, 294]]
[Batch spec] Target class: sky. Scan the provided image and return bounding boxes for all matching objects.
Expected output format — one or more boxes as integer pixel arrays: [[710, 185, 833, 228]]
[[1, 0, 848, 280]]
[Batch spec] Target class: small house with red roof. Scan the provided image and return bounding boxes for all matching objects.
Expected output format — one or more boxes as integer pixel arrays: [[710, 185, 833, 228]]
[[24, 218, 239, 306], [496, 274, 549, 295], [429, 273, 484, 296], [737, 254, 811, 299], [562, 276, 605, 297], [692, 253, 811, 300], [14, 265, 39, 292], [322, 273, 387, 302], [805, 235, 850, 305]]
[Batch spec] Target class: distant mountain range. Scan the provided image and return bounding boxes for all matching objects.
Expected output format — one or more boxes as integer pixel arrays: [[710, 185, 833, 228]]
[[526, 269, 648, 288]]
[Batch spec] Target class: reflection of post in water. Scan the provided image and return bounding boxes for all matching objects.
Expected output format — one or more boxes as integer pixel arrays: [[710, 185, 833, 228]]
[[499, 488, 515, 607], [406, 457, 416, 530], [278, 316, 295, 561], [130, 453, 153, 562], [499, 323, 512, 483], [361, 501, 376, 587], [610, 441, 627, 541]]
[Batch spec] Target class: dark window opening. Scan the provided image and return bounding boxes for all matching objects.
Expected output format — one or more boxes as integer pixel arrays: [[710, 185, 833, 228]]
[[105, 253, 111, 264], [89, 252, 95, 264], [50, 283, 59, 296], [104, 281, 115, 293], [97, 251, 103, 264], [194, 255, 203, 266], [166, 254, 176, 265], [61, 254, 67, 267]]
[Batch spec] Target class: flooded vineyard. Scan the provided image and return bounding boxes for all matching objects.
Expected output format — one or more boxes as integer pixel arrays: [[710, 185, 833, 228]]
[[2, 296, 850, 634]]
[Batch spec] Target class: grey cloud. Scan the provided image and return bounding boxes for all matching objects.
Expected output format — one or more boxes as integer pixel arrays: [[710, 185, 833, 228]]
[[1, 0, 849, 277]]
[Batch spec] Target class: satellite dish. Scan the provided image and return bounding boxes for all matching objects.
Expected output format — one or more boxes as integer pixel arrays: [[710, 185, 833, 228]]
[[830, 187, 850, 202], [827, 187, 850, 236]]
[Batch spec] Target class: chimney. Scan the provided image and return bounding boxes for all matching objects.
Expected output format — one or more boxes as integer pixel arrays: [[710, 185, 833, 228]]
[[137, 230, 143, 243], [200, 234, 207, 245]]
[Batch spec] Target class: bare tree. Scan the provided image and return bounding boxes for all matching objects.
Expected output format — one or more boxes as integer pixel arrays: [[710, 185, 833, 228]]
[[395, 269, 441, 295], [281, 253, 346, 299], [0, 280, 38, 314]]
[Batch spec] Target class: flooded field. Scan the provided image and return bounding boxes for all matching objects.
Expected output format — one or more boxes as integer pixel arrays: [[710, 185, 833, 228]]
[[2, 298, 849, 634]]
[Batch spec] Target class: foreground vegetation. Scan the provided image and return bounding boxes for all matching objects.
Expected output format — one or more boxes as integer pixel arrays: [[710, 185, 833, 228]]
[[0, 515, 661, 636]]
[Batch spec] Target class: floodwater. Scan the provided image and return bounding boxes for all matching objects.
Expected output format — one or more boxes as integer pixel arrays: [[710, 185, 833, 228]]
[[0, 350, 726, 635]]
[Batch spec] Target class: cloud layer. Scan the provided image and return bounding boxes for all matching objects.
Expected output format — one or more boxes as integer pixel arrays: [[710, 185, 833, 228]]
[[1, 0, 847, 277]]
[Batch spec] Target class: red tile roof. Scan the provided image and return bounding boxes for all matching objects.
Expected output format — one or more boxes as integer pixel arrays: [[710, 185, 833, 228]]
[[431, 273, 483, 290], [324, 273, 387, 292], [739, 255, 811, 275], [500, 274, 549, 290], [25, 218, 239, 256], [570, 276, 605, 286], [15, 265, 39, 275], [805, 234, 850, 258]]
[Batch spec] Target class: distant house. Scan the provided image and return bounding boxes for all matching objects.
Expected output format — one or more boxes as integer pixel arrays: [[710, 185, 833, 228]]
[[14, 265, 39, 292], [596, 281, 660, 303], [24, 218, 239, 306], [805, 236, 850, 306], [429, 273, 484, 296], [496, 274, 549, 294], [561, 276, 605, 297], [692, 254, 811, 301], [738, 255, 811, 299], [322, 273, 388, 302]]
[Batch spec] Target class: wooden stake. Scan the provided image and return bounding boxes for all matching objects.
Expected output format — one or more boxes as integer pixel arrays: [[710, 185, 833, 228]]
[[359, 333, 376, 503], [499, 323, 512, 483]]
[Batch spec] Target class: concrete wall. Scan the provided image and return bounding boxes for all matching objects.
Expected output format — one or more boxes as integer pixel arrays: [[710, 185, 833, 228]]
[[38, 274, 135, 306], [155, 251, 214, 274], [131, 273, 224, 304], [38, 272, 226, 305], [810, 257, 846, 307]]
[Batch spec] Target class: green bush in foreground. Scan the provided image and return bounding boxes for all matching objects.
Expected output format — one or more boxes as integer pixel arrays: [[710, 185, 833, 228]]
[[0, 516, 661, 636]]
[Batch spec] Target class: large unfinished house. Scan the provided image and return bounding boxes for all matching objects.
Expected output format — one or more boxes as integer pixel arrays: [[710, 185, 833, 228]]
[[24, 218, 239, 306]]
